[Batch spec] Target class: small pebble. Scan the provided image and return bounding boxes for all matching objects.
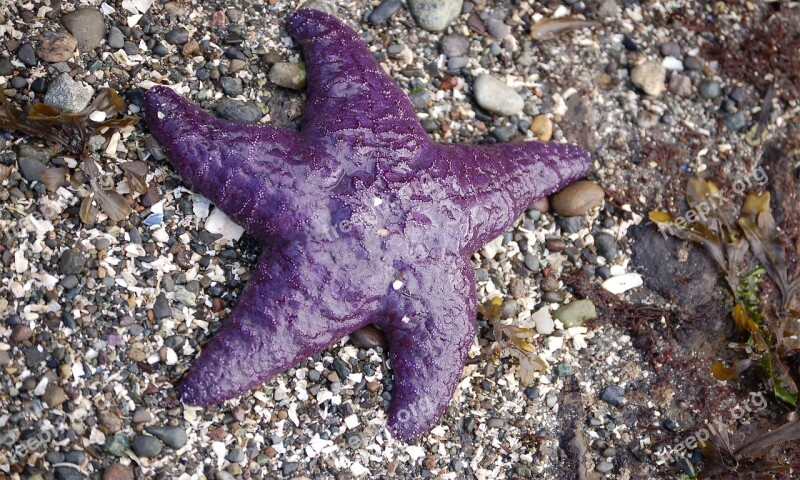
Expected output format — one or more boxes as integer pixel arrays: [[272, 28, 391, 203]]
[[631, 61, 666, 97], [440, 34, 470, 57], [220, 76, 244, 96], [17, 42, 37, 66], [473, 74, 523, 116], [551, 180, 604, 216], [269, 62, 307, 90], [699, 81, 722, 99], [553, 299, 597, 327], [368, 0, 402, 25], [103, 464, 134, 480], [530, 115, 553, 141], [132, 434, 163, 458], [600, 385, 625, 406]]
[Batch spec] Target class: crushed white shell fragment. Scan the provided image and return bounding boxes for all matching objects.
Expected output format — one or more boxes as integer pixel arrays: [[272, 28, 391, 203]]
[[602, 273, 644, 294]]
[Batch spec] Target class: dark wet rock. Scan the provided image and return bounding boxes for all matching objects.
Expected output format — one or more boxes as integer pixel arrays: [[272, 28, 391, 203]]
[[724, 111, 746, 131], [17, 42, 37, 66], [165, 28, 190, 45], [107, 27, 125, 49], [350, 324, 385, 349], [558, 216, 585, 234], [332, 358, 351, 379], [215, 99, 262, 123], [683, 56, 702, 71], [368, 0, 402, 25], [600, 385, 625, 406], [629, 223, 724, 310], [220, 76, 243, 96], [54, 467, 83, 480], [594, 232, 618, 260], [152, 292, 172, 319], [146, 426, 188, 449], [132, 434, 163, 458], [18, 156, 47, 182], [58, 248, 86, 275], [699, 81, 721, 99]]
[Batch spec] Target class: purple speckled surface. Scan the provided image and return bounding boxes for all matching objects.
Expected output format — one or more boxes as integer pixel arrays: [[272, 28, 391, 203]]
[[143, 7, 590, 439]]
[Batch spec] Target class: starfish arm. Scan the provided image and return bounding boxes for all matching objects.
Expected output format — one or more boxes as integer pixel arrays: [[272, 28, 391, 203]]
[[143, 86, 308, 240], [430, 141, 591, 251], [178, 242, 374, 406], [287, 8, 429, 170], [379, 258, 477, 439]]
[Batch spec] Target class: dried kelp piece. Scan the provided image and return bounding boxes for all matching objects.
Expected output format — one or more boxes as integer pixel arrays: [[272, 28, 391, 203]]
[[0, 94, 70, 149], [738, 192, 799, 309], [735, 413, 800, 458], [80, 87, 127, 118], [90, 177, 130, 222], [710, 358, 753, 381], [530, 17, 599, 40], [79, 194, 99, 225], [119, 161, 148, 194], [1, 88, 139, 224]]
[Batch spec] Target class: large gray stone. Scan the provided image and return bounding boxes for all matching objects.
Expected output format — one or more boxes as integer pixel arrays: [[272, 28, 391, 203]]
[[44, 73, 94, 112], [61, 8, 106, 51], [473, 74, 523, 116], [408, 0, 463, 32]]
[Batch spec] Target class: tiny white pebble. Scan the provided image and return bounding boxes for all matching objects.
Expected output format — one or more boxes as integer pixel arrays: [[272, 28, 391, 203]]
[[89, 111, 106, 122], [401, 316, 410, 323], [157, 111, 165, 119], [602, 273, 644, 294], [164, 347, 178, 366], [373, 197, 383, 207], [344, 414, 359, 429], [392, 280, 403, 290]]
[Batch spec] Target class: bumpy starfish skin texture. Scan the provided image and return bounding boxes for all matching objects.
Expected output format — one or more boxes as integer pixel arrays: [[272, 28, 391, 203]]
[[143, 8, 591, 439]]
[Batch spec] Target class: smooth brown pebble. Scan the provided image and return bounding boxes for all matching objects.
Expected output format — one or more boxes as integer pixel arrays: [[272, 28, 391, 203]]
[[551, 180, 604, 216], [350, 324, 386, 349], [103, 464, 134, 480], [530, 114, 553, 141]]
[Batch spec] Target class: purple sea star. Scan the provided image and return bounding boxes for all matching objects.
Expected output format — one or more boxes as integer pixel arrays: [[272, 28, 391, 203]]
[[143, 7, 590, 439]]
